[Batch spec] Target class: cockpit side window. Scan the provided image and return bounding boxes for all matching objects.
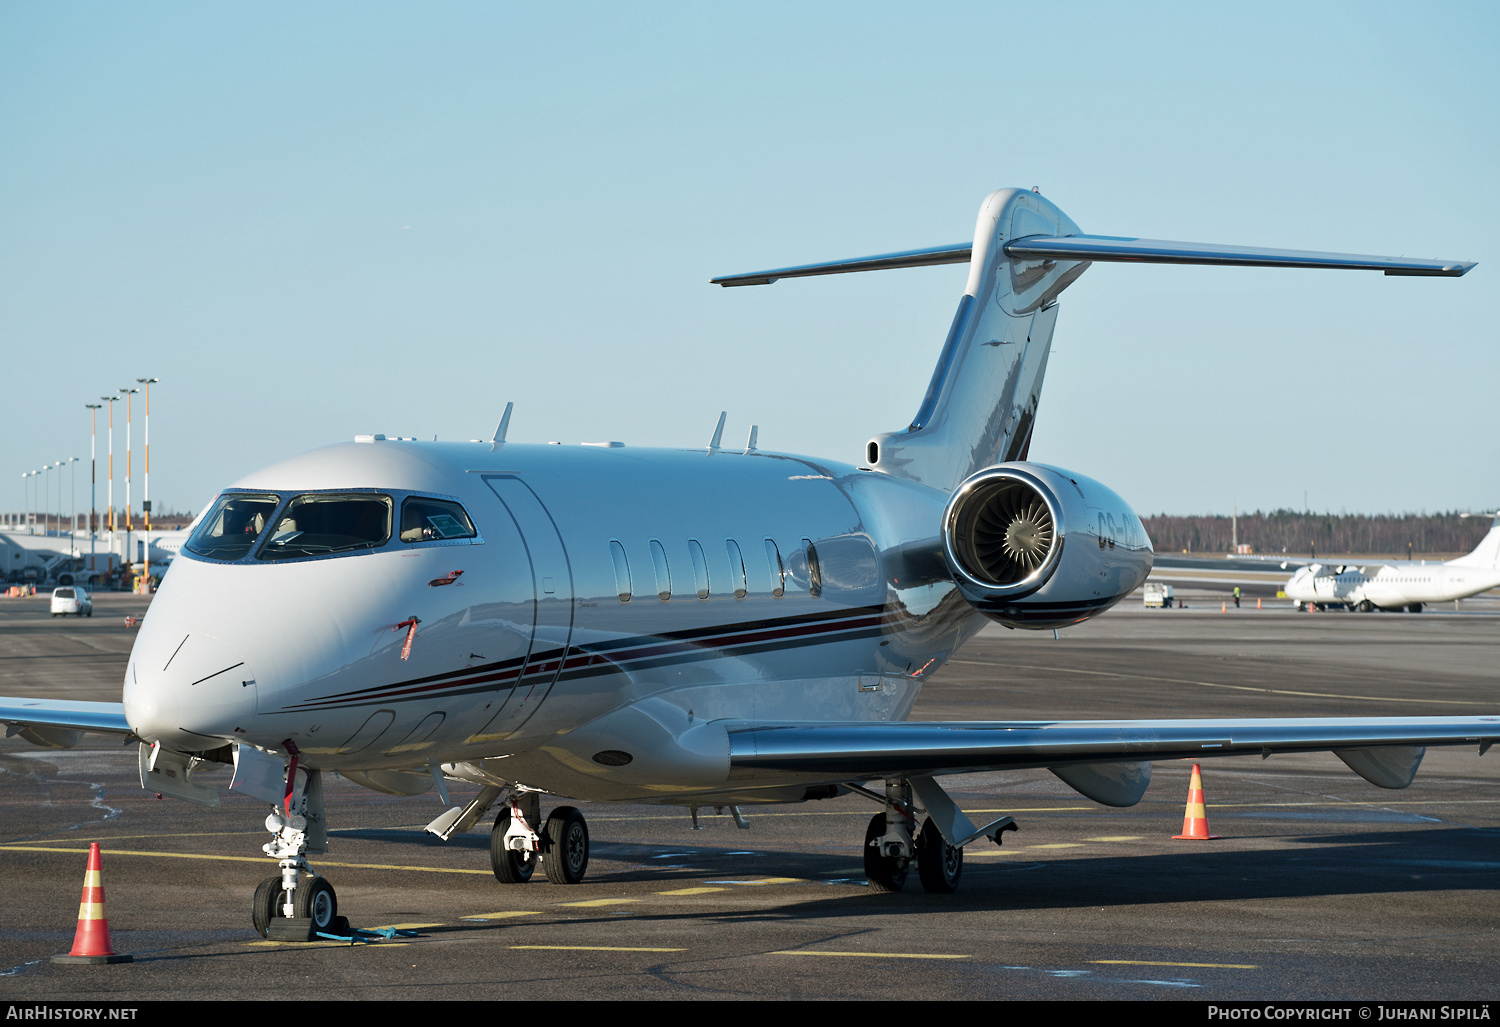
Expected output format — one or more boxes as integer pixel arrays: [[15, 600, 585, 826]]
[[185, 493, 282, 561], [400, 497, 477, 543], [257, 493, 392, 561]]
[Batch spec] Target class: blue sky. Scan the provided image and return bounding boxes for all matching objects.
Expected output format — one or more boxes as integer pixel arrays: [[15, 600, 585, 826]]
[[3, 2, 1495, 519]]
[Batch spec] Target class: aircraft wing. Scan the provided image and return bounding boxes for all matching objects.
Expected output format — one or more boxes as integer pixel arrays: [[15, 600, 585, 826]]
[[726, 716, 1499, 781], [1, 696, 134, 748]]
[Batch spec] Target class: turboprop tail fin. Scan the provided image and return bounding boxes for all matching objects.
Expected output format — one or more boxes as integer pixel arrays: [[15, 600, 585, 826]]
[[711, 190, 1475, 493], [1450, 514, 1500, 570]]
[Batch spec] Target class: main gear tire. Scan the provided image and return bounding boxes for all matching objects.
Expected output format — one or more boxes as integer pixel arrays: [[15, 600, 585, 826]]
[[543, 807, 590, 885], [490, 810, 537, 884], [863, 812, 908, 893], [916, 818, 963, 894]]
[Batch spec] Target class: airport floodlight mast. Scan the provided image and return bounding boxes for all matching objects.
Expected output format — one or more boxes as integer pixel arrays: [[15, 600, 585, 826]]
[[86, 403, 102, 576], [121, 387, 140, 573], [138, 378, 158, 589], [68, 457, 79, 546], [102, 395, 118, 539]]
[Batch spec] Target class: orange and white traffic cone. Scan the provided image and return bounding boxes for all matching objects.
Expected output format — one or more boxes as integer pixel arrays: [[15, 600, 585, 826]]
[[51, 843, 132, 964], [1172, 764, 1222, 841], [1257, 597, 1262, 609]]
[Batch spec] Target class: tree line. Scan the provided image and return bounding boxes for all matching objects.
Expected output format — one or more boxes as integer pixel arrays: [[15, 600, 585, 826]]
[[1141, 510, 1493, 557]]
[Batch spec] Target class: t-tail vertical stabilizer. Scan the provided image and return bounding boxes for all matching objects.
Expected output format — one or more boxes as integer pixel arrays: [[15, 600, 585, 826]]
[[866, 189, 1088, 491], [710, 188, 1474, 495]]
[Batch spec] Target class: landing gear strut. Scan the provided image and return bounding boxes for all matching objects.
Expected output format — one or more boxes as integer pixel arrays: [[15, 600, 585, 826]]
[[251, 766, 337, 938], [860, 775, 1016, 894]]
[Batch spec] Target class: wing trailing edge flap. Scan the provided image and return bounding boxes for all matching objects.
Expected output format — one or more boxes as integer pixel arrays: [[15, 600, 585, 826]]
[[1, 697, 133, 749], [724, 717, 1500, 787]]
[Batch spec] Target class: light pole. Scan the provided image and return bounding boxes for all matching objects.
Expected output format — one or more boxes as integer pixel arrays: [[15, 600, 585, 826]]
[[121, 388, 139, 579], [21, 471, 30, 535], [102, 395, 118, 575], [68, 456, 78, 549], [86, 404, 101, 576], [138, 377, 158, 591], [42, 462, 52, 536]]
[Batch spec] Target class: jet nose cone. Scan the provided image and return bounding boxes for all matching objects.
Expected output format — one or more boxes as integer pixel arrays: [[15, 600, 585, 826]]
[[125, 633, 258, 750]]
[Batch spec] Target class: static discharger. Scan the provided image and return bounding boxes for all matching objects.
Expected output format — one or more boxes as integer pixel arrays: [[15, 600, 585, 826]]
[[52, 843, 132, 964]]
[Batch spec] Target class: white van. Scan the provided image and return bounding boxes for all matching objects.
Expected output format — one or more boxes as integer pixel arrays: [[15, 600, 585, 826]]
[[50, 586, 92, 617]]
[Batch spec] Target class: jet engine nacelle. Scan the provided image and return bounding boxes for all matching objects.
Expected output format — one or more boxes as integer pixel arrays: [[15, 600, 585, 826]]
[[941, 462, 1153, 629]]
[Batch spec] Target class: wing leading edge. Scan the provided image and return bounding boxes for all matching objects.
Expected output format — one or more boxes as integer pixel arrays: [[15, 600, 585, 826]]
[[1, 697, 133, 749], [726, 716, 1499, 782]]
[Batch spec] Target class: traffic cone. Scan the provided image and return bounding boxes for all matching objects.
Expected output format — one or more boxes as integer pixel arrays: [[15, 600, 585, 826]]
[[1257, 597, 1262, 609], [1221, 601, 1226, 613], [51, 843, 132, 964], [1172, 764, 1221, 841]]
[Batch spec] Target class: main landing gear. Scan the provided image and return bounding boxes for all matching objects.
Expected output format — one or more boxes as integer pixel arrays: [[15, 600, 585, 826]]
[[862, 777, 1017, 895], [489, 790, 591, 886]]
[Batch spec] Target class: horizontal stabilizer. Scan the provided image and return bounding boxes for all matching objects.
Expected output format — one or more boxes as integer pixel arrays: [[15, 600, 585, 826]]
[[711, 243, 971, 287], [1006, 235, 1475, 276], [711, 236, 1474, 286]]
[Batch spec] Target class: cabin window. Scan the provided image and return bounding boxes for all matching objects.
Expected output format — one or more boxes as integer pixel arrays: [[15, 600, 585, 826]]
[[649, 540, 672, 601], [725, 539, 748, 599], [609, 540, 632, 603], [258, 493, 392, 561], [400, 497, 477, 543], [185, 492, 281, 561], [765, 539, 785, 598], [687, 539, 710, 599]]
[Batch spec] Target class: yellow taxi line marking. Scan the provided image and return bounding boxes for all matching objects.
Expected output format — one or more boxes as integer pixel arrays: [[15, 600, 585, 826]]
[[1084, 836, 1144, 842], [462, 911, 542, 920], [1090, 959, 1258, 969], [773, 950, 969, 960], [656, 887, 725, 895], [0, 845, 491, 875], [965, 851, 1021, 857], [558, 898, 641, 907], [958, 660, 1491, 707], [703, 877, 805, 886], [510, 945, 684, 953], [1025, 843, 1084, 849]]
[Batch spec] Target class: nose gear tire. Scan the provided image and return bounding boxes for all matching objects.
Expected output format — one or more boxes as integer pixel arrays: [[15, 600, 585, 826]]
[[252, 875, 284, 937], [294, 877, 338, 931]]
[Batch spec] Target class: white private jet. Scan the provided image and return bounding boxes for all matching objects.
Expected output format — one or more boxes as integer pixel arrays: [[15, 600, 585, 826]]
[[1285, 514, 1500, 612], [3, 188, 1494, 940]]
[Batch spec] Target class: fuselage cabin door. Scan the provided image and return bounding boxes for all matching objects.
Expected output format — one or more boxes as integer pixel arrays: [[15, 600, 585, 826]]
[[478, 475, 575, 738]]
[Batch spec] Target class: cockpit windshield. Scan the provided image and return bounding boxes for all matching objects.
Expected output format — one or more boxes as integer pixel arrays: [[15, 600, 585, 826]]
[[184, 494, 282, 561], [257, 493, 392, 561]]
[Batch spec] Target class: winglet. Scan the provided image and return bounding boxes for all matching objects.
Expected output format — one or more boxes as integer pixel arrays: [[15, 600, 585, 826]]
[[490, 402, 514, 452], [708, 411, 727, 451]]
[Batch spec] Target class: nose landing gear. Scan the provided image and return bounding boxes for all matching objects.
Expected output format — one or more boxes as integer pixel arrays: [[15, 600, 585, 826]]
[[251, 767, 339, 939]]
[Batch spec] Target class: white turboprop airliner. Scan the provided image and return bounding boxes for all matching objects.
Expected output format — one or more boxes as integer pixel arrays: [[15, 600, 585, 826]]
[[3, 188, 1495, 938], [1285, 515, 1500, 612]]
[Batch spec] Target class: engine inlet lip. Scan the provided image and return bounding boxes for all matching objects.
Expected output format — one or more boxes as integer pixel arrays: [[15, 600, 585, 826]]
[[941, 466, 1066, 600]]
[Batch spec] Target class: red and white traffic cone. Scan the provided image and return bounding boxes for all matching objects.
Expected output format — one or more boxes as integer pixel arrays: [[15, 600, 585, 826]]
[[1172, 764, 1222, 841], [52, 843, 132, 964]]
